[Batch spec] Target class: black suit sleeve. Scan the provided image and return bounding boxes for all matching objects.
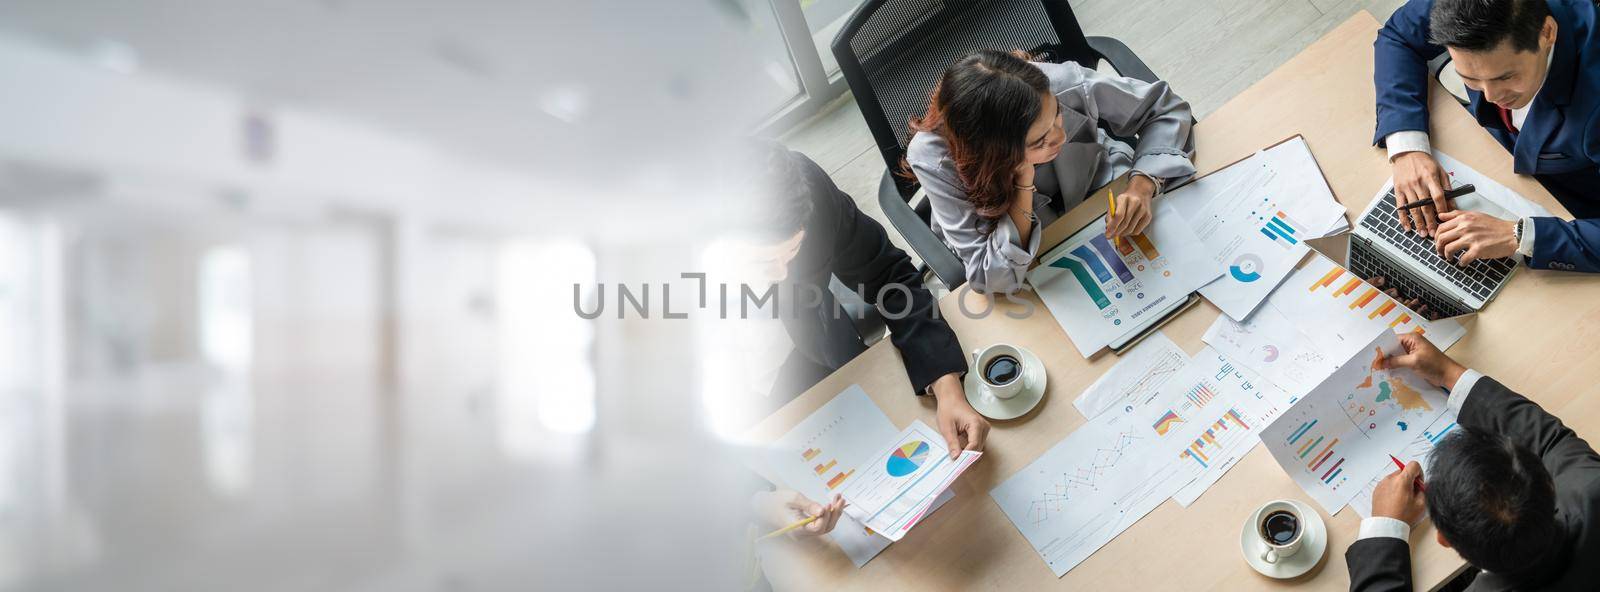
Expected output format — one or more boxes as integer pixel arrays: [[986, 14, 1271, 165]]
[[1459, 377, 1600, 478], [1346, 537, 1413, 592], [796, 154, 967, 394]]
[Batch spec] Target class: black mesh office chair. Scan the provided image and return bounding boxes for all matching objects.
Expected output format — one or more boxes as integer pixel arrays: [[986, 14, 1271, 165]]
[[832, 0, 1162, 290]]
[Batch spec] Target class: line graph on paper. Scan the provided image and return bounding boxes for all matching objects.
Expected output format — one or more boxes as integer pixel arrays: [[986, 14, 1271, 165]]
[[1025, 430, 1143, 525]]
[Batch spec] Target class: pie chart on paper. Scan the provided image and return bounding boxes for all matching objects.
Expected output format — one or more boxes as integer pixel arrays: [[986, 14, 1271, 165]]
[[886, 440, 931, 477]]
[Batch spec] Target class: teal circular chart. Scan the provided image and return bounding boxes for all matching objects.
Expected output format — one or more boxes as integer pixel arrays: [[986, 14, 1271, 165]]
[[1230, 253, 1264, 282], [886, 440, 930, 477]]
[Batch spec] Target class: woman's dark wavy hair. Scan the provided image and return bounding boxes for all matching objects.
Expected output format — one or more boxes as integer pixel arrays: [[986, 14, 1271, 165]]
[[904, 49, 1049, 232]]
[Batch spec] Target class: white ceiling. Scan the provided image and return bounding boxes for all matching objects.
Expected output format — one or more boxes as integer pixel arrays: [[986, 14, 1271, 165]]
[[0, 0, 788, 182]]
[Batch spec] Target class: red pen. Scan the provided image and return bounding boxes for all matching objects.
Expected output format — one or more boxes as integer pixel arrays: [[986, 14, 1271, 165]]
[[1390, 454, 1426, 493]]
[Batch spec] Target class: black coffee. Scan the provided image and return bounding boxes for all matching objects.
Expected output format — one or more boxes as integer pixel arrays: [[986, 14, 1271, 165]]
[[983, 355, 1021, 385], [1261, 510, 1300, 545]]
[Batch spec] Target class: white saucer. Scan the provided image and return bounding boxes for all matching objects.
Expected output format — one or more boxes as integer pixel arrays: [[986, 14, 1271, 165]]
[[965, 345, 1046, 421], [1239, 499, 1328, 579]]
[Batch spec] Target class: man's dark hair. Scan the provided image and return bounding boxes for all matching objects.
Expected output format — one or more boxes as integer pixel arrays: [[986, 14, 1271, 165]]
[[1425, 426, 1560, 574], [1429, 0, 1553, 52], [729, 139, 813, 243]]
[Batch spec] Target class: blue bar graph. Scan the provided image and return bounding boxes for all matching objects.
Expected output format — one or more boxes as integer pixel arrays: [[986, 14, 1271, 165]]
[[1261, 212, 1300, 246], [1426, 422, 1458, 445], [1287, 419, 1317, 445], [1088, 235, 1135, 282], [1070, 245, 1114, 283]]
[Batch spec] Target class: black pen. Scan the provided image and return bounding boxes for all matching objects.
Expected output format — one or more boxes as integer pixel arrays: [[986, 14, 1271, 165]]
[[1397, 184, 1476, 211]]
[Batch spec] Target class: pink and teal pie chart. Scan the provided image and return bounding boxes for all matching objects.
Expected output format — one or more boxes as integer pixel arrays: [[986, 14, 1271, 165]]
[[886, 440, 930, 477]]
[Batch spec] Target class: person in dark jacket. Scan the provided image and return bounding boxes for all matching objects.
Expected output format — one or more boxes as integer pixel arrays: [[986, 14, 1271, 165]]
[[1374, 0, 1600, 272], [731, 141, 987, 459], [1347, 333, 1600, 591]]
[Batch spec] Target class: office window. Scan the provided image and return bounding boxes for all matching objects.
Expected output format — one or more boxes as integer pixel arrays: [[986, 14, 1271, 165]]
[[734, 0, 849, 132], [800, 0, 855, 77]]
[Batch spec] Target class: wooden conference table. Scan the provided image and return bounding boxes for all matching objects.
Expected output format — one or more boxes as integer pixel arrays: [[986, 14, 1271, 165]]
[[751, 11, 1600, 591]]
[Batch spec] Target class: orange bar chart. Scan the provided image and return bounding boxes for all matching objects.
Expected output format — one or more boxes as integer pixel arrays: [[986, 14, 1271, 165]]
[[1131, 234, 1161, 260], [825, 469, 855, 490], [1348, 288, 1380, 309], [813, 459, 837, 475], [1335, 277, 1363, 297], [1388, 313, 1412, 328], [1309, 267, 1343, 292], [1368, 300, 1396, 319]]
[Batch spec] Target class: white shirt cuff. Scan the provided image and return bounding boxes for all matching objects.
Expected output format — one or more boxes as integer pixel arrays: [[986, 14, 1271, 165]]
[[1385, 131, 1432, 160], [1448, 368, 1485, 414], [1358, 516, 1412, 541], [1516, 218, 1537, 259]]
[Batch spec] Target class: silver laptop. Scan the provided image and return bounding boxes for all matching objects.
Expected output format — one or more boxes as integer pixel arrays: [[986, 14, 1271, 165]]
[[1308, 183, 1518, 319]]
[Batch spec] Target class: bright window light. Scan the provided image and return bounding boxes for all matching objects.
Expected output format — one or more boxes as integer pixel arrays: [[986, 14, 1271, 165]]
[[498, 240, 597, 455]]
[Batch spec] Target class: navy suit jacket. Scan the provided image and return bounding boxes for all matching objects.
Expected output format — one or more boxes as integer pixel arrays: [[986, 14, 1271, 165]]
[[1375, 0, 1600, 273]]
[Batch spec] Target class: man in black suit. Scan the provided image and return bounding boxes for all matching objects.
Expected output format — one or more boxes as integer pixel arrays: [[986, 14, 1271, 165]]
[[1347, 333, 1600, 591], [733, 141, 987, 459]]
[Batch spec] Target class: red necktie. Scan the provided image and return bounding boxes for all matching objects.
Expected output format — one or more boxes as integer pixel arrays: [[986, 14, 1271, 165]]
[[1498, 105, 1519, 134]]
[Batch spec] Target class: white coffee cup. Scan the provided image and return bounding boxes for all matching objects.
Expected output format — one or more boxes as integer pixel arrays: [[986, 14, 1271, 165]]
[[973, 344, 1027, 400], [1252, 500, 1305, 564]]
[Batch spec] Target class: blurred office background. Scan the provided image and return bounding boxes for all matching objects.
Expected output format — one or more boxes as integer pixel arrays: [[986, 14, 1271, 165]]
[[0, 0, 1436, 590], [0, 1, 821, 590]]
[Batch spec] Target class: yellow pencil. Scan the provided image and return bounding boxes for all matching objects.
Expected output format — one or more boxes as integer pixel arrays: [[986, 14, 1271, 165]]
[[758, 515, 819, 540], [1106, 188, 1123, 249]]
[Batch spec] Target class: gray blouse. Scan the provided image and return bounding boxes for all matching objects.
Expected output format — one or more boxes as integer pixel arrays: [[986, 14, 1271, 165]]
[[906, 61, 1196, 294]]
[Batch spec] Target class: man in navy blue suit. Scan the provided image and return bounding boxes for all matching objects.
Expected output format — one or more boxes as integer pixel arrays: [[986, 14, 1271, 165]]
[[1375, 0, 1600, 273]]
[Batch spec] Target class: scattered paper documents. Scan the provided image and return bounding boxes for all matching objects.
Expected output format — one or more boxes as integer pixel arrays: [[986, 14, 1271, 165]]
[[1165, 137, 1347, 321]]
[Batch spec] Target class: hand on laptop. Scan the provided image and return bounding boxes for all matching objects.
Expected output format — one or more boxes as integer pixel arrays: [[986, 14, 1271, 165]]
[[1435, 210, 1518, 265], [1366, 276, 1441, 320], [1391, 151, 1453, 237]]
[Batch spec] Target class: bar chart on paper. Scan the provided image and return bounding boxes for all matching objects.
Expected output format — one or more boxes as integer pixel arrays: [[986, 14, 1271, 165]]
[[1280, 255, 1467, 363], [1178, 409, 1252, 470], [1028, 203, 1219, 357], [1166, 350, 1294, 506], [1258, 210, 1301, 247], [1261, 331, 1450, 513]]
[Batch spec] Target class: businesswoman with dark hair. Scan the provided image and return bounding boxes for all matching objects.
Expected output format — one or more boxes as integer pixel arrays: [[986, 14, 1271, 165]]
[[905, 49, 1195, 294]]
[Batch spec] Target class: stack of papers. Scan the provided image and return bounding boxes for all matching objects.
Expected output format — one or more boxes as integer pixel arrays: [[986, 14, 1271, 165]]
[[1164, 137, 1348, 321]]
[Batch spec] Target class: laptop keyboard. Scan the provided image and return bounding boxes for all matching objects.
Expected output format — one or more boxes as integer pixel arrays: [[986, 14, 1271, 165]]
[[1360, 192, 1514, 303], [1349, 246, 1471, 318]]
